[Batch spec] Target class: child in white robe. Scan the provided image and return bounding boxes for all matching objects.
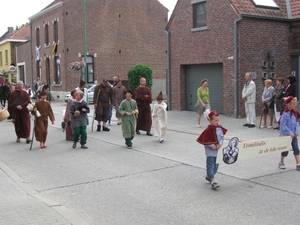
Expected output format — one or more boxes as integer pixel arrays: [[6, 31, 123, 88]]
[[152, 91, 168, 143]]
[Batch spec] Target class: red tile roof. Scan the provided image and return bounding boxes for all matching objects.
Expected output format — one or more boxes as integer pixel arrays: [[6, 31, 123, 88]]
[[291, 0, 300, 18], [9, 24, 30, 40], [229, 0, 290, 19]]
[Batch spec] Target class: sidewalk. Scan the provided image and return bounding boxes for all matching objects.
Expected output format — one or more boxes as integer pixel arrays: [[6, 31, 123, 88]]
[[0, 161, 87, 225], [0, 101, 283, 224]]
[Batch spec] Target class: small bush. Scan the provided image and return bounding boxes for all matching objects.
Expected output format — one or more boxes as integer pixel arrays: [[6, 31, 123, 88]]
[[127, 64, 153, 92]]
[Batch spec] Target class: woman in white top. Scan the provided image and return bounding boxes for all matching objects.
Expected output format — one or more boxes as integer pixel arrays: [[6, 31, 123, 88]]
[[76, 79, 88, 103]]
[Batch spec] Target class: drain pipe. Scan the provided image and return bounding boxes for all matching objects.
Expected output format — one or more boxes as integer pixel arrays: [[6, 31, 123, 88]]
[[234, 16, 242, 118], [164, 29, 171, 110]]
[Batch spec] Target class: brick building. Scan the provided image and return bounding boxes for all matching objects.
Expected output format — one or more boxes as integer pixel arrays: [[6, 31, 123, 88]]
[[24, 0, 168, 100], [166, 0, 300, 117]]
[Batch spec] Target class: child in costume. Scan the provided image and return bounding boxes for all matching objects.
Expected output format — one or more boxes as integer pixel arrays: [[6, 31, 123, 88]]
[[118, 89, 139, 148], [32, 91, 55, 148], [152, 91, 168, 143], [278, 96, 300, 170], [197, 109, 227, 190], [70, 90, 90, 149]]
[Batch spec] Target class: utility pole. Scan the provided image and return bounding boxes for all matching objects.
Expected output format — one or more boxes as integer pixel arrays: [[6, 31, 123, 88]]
[[83, 0, 87, 82]]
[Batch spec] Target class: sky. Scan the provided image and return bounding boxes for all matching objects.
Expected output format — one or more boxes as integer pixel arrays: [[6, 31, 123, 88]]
[[0, 0, 177, 36]]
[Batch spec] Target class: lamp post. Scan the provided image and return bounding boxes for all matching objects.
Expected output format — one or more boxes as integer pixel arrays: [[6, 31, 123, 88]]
[[83, 0, 87, 82]]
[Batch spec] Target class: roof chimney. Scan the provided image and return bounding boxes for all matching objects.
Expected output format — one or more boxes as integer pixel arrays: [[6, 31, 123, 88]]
[[7, 27, 14, 33]]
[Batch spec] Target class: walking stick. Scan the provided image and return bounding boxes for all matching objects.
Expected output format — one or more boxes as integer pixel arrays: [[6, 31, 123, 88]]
[[91, 89, 101, 131], [30, 116, 36, 150], [259, 103, 267, 129]]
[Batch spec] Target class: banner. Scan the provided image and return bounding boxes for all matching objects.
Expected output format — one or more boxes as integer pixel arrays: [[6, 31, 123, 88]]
[[217, 136, 292, 164]]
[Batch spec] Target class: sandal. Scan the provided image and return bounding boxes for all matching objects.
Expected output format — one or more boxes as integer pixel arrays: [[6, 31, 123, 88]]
[[16, 138, 20, 143]]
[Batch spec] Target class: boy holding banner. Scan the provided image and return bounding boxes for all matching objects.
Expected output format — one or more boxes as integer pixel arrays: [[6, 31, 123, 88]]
[[197, 109, 227, 190], [278, 96, 300, 170]]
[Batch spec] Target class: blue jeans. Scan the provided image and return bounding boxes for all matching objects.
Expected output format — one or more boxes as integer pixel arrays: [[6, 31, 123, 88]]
[[281, 137, 300, 157], [206, 156, 219, 180]]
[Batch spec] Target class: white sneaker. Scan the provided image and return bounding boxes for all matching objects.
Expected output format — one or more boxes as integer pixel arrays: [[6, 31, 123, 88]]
[[159, 138, 164, 143], [278, 162, 286, 169], [260, 125, 267, 128], [267, 125, 273, 129]]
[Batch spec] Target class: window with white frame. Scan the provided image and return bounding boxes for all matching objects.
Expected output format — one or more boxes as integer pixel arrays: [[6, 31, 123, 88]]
[[81, 56, 94, 83], [193, 0, 207, 28]]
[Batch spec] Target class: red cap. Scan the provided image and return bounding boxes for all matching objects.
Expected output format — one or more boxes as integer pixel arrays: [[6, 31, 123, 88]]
[[284, 96, 294, 104], [208, 110, 217, 120]]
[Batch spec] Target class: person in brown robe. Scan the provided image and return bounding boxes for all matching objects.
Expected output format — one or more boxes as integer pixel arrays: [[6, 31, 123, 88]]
[[135, 77, 153, 136], [64, 89, 76, 141], [32, 91, 55, 148], [113, 80, 126, 125], [8, 81, 32, 143], [93, 78, 113, 132]]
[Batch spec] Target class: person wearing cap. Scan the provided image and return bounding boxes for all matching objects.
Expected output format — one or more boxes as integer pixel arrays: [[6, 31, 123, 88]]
[[152, 91, 167, 143], [196, 109, 227, 190], [93, 78, 113, 132], [76, 79, 88, 103], [135, 77, 153, 136], [113, 79, 127, 125], [242, 72, 256, 128], [118, 89, 139, 148], [278, 96, 300, 170], [8, 81, 32, 144]]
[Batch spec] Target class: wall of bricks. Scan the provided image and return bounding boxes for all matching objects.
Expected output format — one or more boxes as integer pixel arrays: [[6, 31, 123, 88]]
[[63, 0, 168, 96], [16, 0, 167, 100], [168, 0, 292, 117]]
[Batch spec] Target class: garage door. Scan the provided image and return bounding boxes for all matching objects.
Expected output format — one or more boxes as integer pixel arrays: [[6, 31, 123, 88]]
[[185, 64, 223, 113]]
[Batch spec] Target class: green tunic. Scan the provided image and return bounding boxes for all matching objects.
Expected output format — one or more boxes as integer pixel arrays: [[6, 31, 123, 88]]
[[119, 99, 138, 138]]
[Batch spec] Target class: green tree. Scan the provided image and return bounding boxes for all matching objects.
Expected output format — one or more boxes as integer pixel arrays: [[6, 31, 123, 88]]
[[127, 64, 153, 92]]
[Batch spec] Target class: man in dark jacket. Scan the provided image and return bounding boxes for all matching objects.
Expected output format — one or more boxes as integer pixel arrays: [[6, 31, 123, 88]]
[[93, 78, 113, 132]]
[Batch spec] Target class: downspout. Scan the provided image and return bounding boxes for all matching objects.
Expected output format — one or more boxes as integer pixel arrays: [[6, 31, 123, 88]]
[[234, 16, 242, 118], [286, 0, 292, 19], [164, 29, 171, 110], [30, 22, 34, 89]]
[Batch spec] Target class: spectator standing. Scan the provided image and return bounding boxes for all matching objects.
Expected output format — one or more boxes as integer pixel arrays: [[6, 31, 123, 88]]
[[283, 75, 296, 97], [76, 79, 88, 103], [135, 77, 153, 136], [242, 73, 256, 128], [195, 79, 210, 128], [273, 77, 284, 129], [260, 79, 275, 128]]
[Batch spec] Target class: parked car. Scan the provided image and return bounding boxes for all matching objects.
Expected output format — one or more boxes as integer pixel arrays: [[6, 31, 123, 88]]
[[64, 93, 71, 103], [87, 85, 96, 103]]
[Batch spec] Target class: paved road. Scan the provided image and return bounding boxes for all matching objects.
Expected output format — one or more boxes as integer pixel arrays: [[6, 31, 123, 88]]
[[0, 102, 299, 225]]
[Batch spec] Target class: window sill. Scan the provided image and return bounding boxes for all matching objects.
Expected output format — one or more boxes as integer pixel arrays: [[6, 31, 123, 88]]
[[52, 83, 62, 87], [191, 26, 208, 32]]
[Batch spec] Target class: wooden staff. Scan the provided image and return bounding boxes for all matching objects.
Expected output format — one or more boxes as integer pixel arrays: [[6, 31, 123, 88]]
[[91, 89, 101, 131]]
